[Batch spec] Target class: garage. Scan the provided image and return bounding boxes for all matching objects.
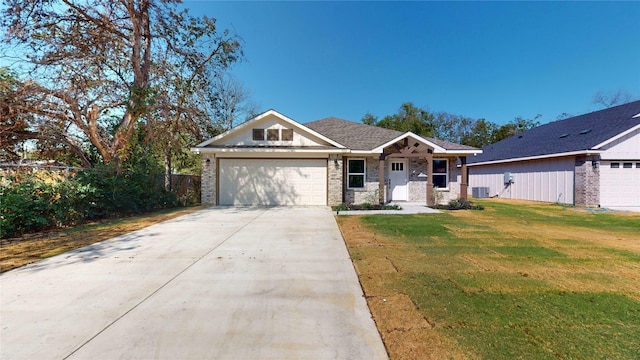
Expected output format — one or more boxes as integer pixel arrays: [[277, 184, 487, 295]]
[[599, 161, 640, 210], [219, 159, 328, 206]]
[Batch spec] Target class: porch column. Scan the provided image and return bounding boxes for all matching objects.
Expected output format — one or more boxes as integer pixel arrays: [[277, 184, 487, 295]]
[[426, 149, 433, 206], [460, 156, 468, 201], [378, 156, 385, 204]]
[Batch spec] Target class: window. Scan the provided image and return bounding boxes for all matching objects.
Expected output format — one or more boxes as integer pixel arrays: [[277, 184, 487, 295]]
[[623, 163, 632, 169], [347, 159, 366, 189], [252, 129, 264, 141], [611, 163, 620, 169], [266, 129, 279, 141], [636, 163, 640, 168], [432, 159, 448, 189], [391, 162, 404, 171], [282, 129, 294, 141]]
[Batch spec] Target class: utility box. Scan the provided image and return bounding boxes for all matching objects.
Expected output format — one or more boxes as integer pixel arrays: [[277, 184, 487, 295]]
[[472, 187, 490, 198], [504, 172, 515, 184]]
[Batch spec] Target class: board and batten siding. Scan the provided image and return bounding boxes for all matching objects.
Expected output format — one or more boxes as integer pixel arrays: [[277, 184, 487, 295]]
[[469, 157, 575, 205]]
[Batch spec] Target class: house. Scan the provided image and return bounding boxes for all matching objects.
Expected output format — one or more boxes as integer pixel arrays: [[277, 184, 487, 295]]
[[192, 110, 481, 206], [468, 100, 640, 211]]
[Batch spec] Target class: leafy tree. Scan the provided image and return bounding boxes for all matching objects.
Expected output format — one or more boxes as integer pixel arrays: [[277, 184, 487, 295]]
[[362, 102, 437, 137], [0, 67, 36, 160], [1, 0, 242, 167], [460, 119, 499, 148], [361, 112, 378, 126], [492, 115, 541, 143], [433, 112, 474, 144]]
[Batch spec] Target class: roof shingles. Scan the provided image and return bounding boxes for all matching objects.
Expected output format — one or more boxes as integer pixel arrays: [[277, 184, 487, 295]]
[[306, 117, 478, 152], [469, 100, 640, 164]]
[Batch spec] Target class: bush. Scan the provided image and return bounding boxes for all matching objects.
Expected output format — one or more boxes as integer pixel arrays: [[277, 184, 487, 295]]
[[0, 167, 179, 238], [431, 199, 484, 211]]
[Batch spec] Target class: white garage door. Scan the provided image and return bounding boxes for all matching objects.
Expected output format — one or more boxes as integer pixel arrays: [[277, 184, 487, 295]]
[[219, 159, 327, 206], [600, 161, 640, 211]]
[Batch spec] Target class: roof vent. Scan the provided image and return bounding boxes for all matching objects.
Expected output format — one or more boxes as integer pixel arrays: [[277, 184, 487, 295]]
[[518, 135, 523, 138], [559, 133, 570, 138], [579, 129, 592, 135]]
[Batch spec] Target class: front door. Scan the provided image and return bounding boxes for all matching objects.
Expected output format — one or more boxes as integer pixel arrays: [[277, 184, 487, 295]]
[[388, 160, 408, 201]]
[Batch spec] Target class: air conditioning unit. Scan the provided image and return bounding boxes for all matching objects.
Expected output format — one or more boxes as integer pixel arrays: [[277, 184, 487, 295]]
[[472, 187, 490, 198]]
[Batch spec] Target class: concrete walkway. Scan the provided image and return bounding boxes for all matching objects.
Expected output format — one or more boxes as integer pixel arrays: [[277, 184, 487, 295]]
[[336, 202, 441, 215], [0, 207, 387, 360]]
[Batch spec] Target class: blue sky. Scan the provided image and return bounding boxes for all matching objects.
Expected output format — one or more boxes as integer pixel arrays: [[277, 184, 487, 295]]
[[189, 1, 640, 125]]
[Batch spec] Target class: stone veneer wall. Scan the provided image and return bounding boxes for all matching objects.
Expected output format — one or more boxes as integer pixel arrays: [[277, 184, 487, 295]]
[[327, 156, 343, 206], [407, 157, 461, 204], [344, 157, 381, 204], [574, 155, 600, 207], [201, 154, 216, 205], [407, 157, 427, 202]]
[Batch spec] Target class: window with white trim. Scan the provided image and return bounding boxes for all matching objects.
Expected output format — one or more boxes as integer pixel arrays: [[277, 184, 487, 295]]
[[347, 159, 366, 189], [432, 159, 448, 189]]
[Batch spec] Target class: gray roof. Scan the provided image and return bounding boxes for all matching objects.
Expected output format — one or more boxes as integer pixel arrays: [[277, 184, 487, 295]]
[[306, 117, 479, 152], [469, 100, 640, 164]]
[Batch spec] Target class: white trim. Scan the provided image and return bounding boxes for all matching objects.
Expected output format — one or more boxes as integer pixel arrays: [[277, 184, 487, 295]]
[[347, 158, 366, 190], [592, 123, 640, 149], [432, 158, 449, 190], [467, 150, 603, 167], [371, 132, 447, 153], [191, 147, 347, 154], [194, 109, 346, 149]]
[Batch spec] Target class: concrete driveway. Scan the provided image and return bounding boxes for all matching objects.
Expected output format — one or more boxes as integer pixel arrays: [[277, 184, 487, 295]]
[[0, 207, 388, 360]]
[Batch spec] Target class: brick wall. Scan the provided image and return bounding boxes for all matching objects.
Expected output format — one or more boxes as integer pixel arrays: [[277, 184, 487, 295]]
[[201, 154, 216, 205], [574, 155, 600, 207], [345, 157, 380, 204], [327, 156, 343, 206]]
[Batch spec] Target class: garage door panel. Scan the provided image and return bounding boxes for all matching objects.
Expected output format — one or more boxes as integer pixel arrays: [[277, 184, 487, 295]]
[[219, 159, 327, 206], [600, 161, 640, 210]]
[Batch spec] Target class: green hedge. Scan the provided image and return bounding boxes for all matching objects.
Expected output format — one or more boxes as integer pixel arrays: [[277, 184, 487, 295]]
[[0, 167, 179, 238]]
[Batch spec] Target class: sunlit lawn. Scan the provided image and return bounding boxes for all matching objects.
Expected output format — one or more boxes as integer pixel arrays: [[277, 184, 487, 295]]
[[338, 199, 640, 359]]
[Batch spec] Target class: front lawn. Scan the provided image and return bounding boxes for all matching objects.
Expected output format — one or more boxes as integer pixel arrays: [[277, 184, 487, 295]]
[[337, 199, 640, 359]]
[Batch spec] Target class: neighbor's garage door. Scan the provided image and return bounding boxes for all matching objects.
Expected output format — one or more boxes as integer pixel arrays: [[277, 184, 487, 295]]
[[219, 159, 327, 206], [599, 161, 640, 211]]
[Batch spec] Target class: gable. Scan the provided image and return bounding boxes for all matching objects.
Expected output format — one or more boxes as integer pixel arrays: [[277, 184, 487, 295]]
[[195, 110, 344, 149], [600, 127, 640, 160]]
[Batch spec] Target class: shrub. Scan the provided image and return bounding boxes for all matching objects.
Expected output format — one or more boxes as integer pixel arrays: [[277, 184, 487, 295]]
[[0, 166, 179, 238], [431, 199, 484, 211]]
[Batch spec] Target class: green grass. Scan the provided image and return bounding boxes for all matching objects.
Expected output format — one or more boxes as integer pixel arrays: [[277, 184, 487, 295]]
[[351, 199, 640, 359]]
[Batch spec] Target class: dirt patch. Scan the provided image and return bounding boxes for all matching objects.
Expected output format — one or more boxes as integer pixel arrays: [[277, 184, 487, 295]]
[[337, 215, 472, 359], [0, 206, 205, 273]]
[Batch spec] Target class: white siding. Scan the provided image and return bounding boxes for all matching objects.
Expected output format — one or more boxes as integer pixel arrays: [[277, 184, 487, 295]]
[[599, 130, 640, 211], [600, 128, 640, 160], [469, 157, 575, 204], [215, 114, 328, 147], [600, 161, 640, 211]]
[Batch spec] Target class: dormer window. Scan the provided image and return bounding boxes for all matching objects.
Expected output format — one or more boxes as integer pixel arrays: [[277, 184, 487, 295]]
[[267, 129, 279, 141], [282, 129, 293, 141], [253, 129, 264, 141]]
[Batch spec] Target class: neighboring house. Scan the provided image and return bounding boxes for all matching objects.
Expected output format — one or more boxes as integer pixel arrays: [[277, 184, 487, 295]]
[[192, 110, 480, 206], [468, 100, 640, 211]]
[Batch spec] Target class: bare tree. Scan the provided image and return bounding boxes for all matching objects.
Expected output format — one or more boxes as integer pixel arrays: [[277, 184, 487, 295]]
[[212, 73, 258, 131], [1, 0, 242, 166], [592, 90, 634, 109]]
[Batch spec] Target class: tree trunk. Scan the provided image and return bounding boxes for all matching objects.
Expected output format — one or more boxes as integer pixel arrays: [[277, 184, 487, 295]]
[[164, 148, 172, 191]]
